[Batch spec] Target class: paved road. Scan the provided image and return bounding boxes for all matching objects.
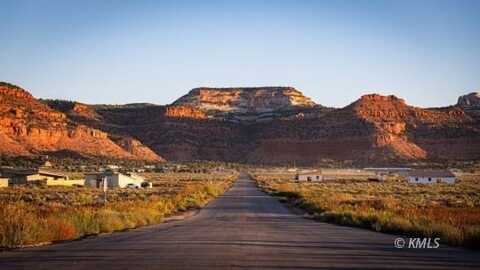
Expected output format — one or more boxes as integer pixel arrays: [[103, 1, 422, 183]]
[[1, 174, 479, 269]]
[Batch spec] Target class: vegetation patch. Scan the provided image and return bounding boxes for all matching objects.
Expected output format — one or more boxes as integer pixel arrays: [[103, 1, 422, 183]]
[[252, 172, 480, 249], [0, 172, 237, 248]]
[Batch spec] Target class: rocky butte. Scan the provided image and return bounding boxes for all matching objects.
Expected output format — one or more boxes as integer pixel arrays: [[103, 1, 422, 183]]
[[1, 82, 479, 165]]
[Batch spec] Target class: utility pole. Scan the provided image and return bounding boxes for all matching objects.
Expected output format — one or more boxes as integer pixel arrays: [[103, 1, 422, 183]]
[[103, 176, 108, 207]]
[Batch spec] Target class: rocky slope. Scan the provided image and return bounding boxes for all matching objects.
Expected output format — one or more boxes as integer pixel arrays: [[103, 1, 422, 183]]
[[2, 82, 479, 165], [91, 90, 480, 165], [0, 82, 163, 161], [249, 93, 479, 164]]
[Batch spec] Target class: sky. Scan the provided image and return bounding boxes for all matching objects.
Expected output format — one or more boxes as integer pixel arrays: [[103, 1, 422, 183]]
[[0, 0, 479, 108]]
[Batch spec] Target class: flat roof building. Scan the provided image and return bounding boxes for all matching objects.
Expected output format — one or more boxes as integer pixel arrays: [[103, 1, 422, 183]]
[[0, 167, 69, 186], [407, 170, 456, 184], [85, 171, 145, 188]]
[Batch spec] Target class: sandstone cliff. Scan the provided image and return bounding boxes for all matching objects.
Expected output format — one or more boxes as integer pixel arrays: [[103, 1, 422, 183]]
[[2, 81, 479, 165], [172, 87, 322, 123], [174, 87, 315, 113], [243, 93, 479, 165], [164, 105, 207, 119], [0, 82, 163, 161]]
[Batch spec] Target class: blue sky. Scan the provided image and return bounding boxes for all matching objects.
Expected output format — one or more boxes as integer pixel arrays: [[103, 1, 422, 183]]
[[1, 0, 479, 107]]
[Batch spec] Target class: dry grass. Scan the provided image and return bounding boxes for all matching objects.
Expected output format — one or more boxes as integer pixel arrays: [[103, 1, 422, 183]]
[[0, 172, 237, 248], [252, 172, 480, 248]]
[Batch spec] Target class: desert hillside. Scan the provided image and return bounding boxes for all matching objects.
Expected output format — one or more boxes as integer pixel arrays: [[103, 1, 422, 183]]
[[2, 82, 479, 165], [0, 82, 164, 161]]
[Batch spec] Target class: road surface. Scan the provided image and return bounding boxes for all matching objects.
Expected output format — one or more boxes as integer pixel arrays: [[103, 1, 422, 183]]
[[1, 174, 479, 269]]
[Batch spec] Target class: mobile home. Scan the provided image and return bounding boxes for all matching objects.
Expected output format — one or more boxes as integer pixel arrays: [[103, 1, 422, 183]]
[[407, 170, 456, 184], [295, 171, 322, 182]]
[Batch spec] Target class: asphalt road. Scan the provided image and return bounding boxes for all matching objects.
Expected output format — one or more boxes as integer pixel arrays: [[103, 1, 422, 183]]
[[1, 173, 479, 270]]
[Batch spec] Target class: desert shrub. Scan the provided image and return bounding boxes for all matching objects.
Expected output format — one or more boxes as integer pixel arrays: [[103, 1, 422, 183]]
[[252, 172, 480, 248], [0, 203, 42, 246], [0, 172, 237, 248]]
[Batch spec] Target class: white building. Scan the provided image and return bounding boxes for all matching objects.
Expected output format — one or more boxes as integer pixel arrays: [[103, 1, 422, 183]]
[[407, 170, 456, 184], [85, 171, 145, 188], [295, 171, 322, 182]]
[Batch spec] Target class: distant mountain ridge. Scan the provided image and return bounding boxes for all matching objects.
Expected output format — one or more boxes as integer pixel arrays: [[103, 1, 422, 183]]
[[1, 81, 479, 165]]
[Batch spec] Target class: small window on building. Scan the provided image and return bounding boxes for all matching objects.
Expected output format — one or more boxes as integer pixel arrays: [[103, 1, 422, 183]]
[[307, 176, 311, 181], [316, 176, 320, 180], [428, 177, 431, 181]]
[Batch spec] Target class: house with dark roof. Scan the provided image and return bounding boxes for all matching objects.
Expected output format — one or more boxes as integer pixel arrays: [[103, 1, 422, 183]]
[[0, 167, 70, 186], [407, 170, 456, 184]]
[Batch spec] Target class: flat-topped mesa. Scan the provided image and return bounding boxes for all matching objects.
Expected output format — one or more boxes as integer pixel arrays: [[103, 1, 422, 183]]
[[457, 92, 480, 109], [173, 87, 316, 115]]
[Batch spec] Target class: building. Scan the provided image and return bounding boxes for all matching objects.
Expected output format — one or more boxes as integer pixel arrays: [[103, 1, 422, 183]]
[[295, 170, 323, 182], [407, 170, 456, 184], [0, 167, 70, 186], [85, 171, 145, 188]]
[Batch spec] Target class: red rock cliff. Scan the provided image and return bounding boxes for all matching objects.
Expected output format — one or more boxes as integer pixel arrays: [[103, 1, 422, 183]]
[[0, 82, 164, 161]]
